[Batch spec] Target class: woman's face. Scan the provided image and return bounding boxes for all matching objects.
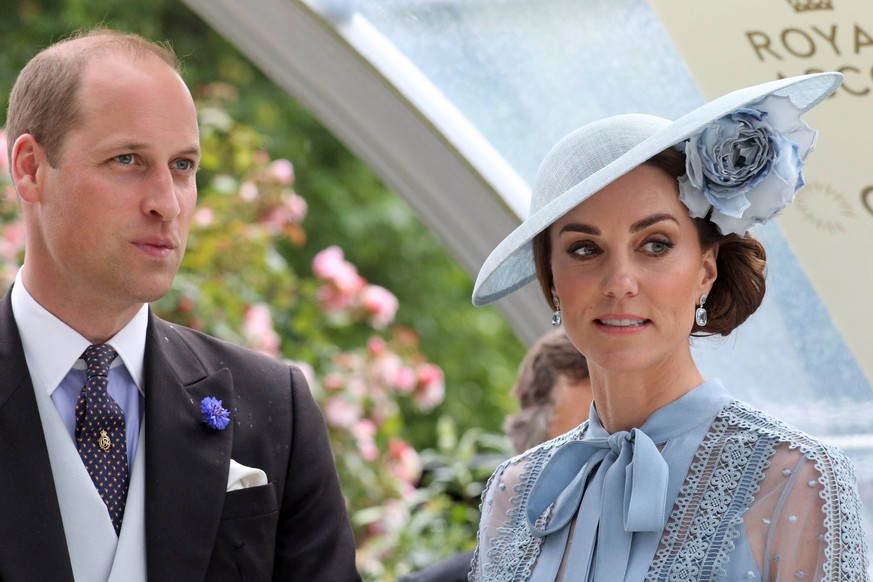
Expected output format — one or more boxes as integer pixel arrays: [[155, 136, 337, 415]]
[[549, 164, 717, 376]]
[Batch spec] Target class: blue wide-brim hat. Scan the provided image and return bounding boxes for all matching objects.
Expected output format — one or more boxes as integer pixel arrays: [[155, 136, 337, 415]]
[[472, 72, 843, 307]]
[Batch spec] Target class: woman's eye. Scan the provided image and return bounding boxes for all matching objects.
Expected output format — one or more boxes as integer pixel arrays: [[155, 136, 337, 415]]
[[644, 239, 673, 255], [570, 242, 599, 257], [115, 154, 135, 165]]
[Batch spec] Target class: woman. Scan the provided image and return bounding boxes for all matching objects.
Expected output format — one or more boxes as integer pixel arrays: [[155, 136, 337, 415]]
[[469, 73, 869, 581]]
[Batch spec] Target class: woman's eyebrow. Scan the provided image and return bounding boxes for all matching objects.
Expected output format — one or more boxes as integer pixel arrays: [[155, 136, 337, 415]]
[[558, 213, 678, 236], [558, 223, 599, 236], [630, 213, 678, 233]]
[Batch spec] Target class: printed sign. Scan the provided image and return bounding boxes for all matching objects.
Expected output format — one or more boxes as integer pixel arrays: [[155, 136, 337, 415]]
[[648, 0, 873, 382]]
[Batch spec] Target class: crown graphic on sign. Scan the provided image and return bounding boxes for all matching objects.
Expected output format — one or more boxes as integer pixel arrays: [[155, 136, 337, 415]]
[[786, 0, 833, 11]]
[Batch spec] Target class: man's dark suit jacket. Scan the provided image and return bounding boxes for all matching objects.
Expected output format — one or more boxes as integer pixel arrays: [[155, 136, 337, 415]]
[[0, 289, 361, 581]]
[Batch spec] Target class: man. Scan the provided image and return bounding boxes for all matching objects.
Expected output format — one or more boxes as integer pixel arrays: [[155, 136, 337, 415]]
[[399, 327, 591, 582], [1, 28, 360, 581]]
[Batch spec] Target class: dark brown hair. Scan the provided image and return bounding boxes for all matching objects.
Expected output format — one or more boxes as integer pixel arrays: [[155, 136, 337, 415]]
[[533, 147, 767, 337], [6, 27, 181, 168]]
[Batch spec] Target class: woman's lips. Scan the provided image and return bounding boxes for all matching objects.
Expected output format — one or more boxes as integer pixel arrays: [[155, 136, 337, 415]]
[[597, 318, 647, 328]]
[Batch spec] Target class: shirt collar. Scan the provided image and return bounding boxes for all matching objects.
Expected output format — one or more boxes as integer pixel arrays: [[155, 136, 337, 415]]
[[10, 269, 148, 396]]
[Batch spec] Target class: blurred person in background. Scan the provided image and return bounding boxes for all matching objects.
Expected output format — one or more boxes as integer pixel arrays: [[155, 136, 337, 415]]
[[504, 327, 593, 453], [399, 327, 591, 582]]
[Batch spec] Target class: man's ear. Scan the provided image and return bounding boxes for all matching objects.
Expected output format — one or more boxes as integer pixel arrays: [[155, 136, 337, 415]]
[[11, 133, 46, 203]]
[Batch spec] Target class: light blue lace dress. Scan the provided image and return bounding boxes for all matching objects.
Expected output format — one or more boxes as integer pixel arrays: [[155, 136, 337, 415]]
[[471, 381, 869, 581]]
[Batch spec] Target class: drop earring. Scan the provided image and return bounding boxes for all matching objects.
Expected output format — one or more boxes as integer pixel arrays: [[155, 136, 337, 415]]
[[695, 294, 708, 327], [551, 296, 562, 327]]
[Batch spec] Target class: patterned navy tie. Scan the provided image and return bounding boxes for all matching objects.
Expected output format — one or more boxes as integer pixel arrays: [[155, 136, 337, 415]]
[[75, 344, 129, 535]]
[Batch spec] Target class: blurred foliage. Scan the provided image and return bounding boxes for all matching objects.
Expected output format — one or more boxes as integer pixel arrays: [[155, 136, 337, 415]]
[[0, 0, 529, 577]]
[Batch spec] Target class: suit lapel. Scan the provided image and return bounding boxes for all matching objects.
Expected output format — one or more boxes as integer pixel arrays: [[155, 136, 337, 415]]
[[144, 315, 234, 581], [0, 290, 74, 580]]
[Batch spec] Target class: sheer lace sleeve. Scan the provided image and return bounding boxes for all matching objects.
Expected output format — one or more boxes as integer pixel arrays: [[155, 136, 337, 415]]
[[471, 458, 527, 581], [744, 442, 869, 581], [471, 436, 568, 582], [649, 401, 868, 582]]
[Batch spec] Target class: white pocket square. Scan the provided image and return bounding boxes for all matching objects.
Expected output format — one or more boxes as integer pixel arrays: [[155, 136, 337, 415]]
[[226, 459, 268, 492]]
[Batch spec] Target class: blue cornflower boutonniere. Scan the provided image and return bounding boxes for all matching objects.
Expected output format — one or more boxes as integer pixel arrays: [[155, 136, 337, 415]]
[[200, 396, 231, 431]]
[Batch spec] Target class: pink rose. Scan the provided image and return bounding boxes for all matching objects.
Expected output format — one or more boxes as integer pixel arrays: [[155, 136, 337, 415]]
[[386, 438, 422, 485], [312, 246, 366, 293], [260, 193, 308, 234], [242, 303, 281, 357], [414, 363, 445, 411], [367, 336, 386, 357], [371, 352, 401, 385], [333, 267, 366, 295], [238, 181, 259, 202], [270, 159, 295, 185], [316, 285, 354, 313], [323, 395, 362, 429], [392, 366, 418, 394], [347, 377, 368, 398], [322, 372, 345, 392], [356, 439, 380, 462], [351, 420, 379, 461], [351, 418, 376, 439], [360, 284, 398, 329], [285, 193, 308, 223], [193, 207, 215, 228], [312, 246, 344, 279]]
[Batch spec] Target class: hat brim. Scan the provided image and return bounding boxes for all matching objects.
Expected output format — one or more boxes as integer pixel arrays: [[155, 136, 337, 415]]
[[472, 72, 843, 307]]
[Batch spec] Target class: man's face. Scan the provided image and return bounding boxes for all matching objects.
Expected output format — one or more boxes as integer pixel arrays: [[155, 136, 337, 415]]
[[29, 53, 200, 314]]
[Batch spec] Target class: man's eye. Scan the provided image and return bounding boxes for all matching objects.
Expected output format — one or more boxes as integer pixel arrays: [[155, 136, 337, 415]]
[[173, 159, 194, 171], [115, 154, 135, 165]]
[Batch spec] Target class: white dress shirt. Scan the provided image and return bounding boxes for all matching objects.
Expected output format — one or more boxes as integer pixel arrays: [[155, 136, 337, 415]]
[[10, 269, 146, 468]]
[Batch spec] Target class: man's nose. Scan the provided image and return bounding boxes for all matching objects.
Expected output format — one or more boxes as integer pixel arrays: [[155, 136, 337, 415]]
[[142, 167, 181, 221]]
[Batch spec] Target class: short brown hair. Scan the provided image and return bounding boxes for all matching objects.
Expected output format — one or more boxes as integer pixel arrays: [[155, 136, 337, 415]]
[[503, 328, 589, 452], [532, 147, 767, 337], [6, 27, 181, 168]]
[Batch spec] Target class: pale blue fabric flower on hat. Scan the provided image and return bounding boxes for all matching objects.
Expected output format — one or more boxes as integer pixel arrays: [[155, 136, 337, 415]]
[[200, 396, 231, 431], [677, 93, 817, 236]]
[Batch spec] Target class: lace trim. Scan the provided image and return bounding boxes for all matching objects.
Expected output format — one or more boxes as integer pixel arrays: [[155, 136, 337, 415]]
[[646, 413, 776, 581], [471, 426, 585, 582]]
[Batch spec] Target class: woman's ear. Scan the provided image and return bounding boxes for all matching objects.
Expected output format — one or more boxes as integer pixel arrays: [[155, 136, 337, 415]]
[[700, 244, 719, 294], [11, 133, 45, 203]]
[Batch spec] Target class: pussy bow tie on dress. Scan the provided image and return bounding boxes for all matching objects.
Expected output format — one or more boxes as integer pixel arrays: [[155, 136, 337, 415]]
[[525, 421, 670, 581]]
